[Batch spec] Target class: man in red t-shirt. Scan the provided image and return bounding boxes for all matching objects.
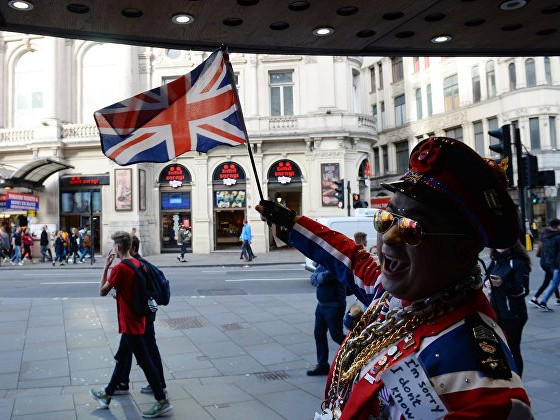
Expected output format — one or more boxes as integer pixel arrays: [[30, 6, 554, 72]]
[[90, 231, 172, 418]]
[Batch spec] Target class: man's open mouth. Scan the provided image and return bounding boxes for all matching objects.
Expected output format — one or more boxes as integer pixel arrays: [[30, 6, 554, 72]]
[[383, 255, 410, 274]]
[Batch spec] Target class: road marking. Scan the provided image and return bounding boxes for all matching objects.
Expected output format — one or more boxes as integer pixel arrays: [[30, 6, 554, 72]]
[[225, 277, 308, 282], [23, 272, 98, 276], [202, 268, 304, 273], [40, 281, 99, 285]]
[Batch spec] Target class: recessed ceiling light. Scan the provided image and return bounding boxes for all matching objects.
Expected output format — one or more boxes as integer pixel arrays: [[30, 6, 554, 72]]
[[313, 26, 334, 36], [8, 0, 33, 11], [431, 35, 452, 43], [172, 14, 194, 24], [500, 0, 527, 11]]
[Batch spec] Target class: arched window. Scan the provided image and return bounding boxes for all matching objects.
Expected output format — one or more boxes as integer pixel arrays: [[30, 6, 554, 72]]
[[14, 51, 45, 128], [472, 66, 481, 103], [544, 57, 552, 85], [508, 62, 516, 91], [426, 84, 433, 116], [415, 88, 422, 120], [486, 61, 496, 98], [81, 44, 126, 123], [525, 58, 536, 87]]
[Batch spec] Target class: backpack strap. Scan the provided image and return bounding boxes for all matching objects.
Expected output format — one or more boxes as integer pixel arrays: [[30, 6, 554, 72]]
[[120, 259, 149, 314]]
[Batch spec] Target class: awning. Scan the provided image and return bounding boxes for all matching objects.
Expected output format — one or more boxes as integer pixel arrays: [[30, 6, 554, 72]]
[[0, 158, 74, 191]]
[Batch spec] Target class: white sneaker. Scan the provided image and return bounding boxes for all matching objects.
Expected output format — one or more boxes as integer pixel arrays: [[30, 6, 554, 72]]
[[18, 262, 23, 265]]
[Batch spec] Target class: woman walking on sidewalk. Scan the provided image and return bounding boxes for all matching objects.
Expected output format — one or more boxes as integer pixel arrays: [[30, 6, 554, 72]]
[[53, 231, 65, 266], [21, 228, 35, 264]]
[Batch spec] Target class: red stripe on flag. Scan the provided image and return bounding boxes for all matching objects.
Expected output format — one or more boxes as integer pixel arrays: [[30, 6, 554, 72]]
[[199, 123, 246, 144], [109, 132, 155, 161], [201, 59, 225, 94]]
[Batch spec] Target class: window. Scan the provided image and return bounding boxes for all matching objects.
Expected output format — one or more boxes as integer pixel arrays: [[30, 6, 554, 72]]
[[382, 145, 389, 174], [378, 63, 384, 90], [392, 57, 404, 83], [472, 66, 481, 103], [525, 59, 536, 87], [370, 66, 376, 91], [415, 88, 422, 120], [162, 76, 180, 85], [487, 117, 499, 154], [529, 117, 540, 149], [508, 63, 516, 91], [395, 141, 409, 173], [445, 126, 463, 142], [473, 121, 484, 155], [427, 84, 433, 116], [352, 69, 360, 112], [413, 57, 420, 73], [394, 95, 406, 126], [424, 57, 430, 69], [550, 117, 557, 150], [486, 61, 496, 98], [372, 104, 378, 128], [269, 71, 294, 116], [82, 44, 125, 123], [14, 51, 46, 128], [443, 74, 459, 111], [544, 57, 552, 85], [374, 148, 380, 176], [380, 101, 386, 131]]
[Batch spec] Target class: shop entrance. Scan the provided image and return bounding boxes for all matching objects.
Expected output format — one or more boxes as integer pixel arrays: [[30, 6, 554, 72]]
[[59, 214, 101, 253], [215, 209, 245, 250], [161, 211, 191, 252]]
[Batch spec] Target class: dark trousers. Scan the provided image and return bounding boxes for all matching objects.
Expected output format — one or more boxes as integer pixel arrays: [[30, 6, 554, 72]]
[[314, 303, 346, 367], [535, 267, 560, 299], [240, 240, 255, 260], [21, 244, 33, 261], [180, 243, 187, 258], [106, 332, 166, 401], [499, 317, 527, 377], [118, 315, 166, 389]]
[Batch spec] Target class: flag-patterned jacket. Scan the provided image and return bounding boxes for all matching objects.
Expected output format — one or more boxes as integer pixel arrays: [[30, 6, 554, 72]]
[[289, 216, 533, 419]]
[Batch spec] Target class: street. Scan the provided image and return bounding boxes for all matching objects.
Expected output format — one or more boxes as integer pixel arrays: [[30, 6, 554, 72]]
[[0, 263, 314, 298]]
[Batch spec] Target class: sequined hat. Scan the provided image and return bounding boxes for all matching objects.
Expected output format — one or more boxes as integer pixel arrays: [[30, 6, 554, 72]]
[[381, 137, 519, 248]]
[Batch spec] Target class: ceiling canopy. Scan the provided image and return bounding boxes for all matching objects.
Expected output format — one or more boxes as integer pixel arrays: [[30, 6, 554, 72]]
[[1, 158, 74, 190], [1, 1, 559, 56]]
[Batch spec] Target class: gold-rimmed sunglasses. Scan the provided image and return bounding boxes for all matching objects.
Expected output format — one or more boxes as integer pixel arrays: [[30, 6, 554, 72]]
[[372, 208, 469, 246]]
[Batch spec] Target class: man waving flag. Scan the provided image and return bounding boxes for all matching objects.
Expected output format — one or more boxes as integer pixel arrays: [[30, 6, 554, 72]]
[[95, 49, 248, 166]]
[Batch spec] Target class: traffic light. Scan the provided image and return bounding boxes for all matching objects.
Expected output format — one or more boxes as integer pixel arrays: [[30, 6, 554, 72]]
[[488, 124, 513, 187], [334, 179, 344, 209], [531, 194, 538, 204], [522, 155, 538, 188]]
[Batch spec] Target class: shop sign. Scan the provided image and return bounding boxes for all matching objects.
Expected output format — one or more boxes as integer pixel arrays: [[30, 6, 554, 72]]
[[213, 162, 245, 186], [161, 192, 191, 210], [158, 164, 191, 188], [215, 190, 246, 208], [371, 196, 391, 209], [60, 175, 110, 186], [0, 192, 39, 211], [267, 160, 301, 184]]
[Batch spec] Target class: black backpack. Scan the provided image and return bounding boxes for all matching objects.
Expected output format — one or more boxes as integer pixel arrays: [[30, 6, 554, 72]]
[[135, 255, 170, 306], [121, 259, 158, 316]]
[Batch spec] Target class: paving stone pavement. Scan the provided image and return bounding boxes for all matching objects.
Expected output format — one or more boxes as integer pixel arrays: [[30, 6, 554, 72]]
[[0, 249, 559, 419]]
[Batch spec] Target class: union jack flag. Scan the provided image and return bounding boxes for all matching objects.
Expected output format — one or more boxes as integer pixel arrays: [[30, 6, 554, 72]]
[[95, 49, 248, 166]]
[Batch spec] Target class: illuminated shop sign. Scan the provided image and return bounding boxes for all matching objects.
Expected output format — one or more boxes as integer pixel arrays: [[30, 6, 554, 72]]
[[59, 175, 110, 187], [212, 162, 246, 186], [158, 164, 191, 188], [267, 160, 301, 184], [0, 192, 40, 211]]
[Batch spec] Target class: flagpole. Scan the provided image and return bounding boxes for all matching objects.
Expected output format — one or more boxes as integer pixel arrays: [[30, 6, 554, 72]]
[[222, 46, 264, 202]]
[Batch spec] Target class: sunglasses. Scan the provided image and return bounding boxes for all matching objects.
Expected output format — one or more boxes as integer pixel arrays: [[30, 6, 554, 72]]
[[372, 208, 468, 246]]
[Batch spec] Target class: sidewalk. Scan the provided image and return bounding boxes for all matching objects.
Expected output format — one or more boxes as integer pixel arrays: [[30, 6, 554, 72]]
[[0, 250, 559, 419], [0, 247, 304, 270]]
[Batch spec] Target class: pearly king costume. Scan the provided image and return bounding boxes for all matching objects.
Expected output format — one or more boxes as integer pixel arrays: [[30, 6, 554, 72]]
[[261, 137, 533, 419]]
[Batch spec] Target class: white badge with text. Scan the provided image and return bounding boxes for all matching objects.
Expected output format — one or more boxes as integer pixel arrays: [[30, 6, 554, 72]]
[[382, 354, 448, 419]]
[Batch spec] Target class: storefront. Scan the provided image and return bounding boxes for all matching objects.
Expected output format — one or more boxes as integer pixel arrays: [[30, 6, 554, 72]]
[[0, 191, 39, 231], [267, 159, 302, 249], [158, 164, 192, 253], [212, 161, 246, 250], [59, 174, 108, 253]]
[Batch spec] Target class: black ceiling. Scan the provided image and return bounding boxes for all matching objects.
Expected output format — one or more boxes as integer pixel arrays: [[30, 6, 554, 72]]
[[1, 0, 559, 56]]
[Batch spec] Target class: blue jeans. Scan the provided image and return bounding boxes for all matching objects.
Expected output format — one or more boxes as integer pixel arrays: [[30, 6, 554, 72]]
[[541, 269, 560, 304], [314, 303, 346, 367], [11, 245, 21, 263]]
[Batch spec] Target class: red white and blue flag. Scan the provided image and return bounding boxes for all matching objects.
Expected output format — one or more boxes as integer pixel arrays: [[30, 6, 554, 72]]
[[94, 49, 248, 166]]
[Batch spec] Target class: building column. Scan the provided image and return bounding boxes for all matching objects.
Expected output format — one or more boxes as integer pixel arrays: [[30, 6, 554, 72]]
[[192, 154, 210, 253]]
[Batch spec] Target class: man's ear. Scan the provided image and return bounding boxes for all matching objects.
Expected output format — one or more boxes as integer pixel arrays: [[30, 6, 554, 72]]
[[454, 238, 483, 270]]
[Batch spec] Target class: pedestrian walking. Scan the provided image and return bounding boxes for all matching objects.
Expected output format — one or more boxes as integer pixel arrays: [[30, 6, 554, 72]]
[[40, 225, 53, 262], [10, 226, 22, 265], [257, 136, 532, 418], [176, 225, 189, 262], [90, 231, 172, 418], [79, 230, 93, 262], [307, 264, 346, 376], [53, 231, 65, 266], [67, 228, 80, 264], [21, 228, 35, 264], [239, 219, 256, 261], [0, 226, 10, 264], [113, 235, 167, 395], [487, 242, 531, 377], [529, 218, 560, 308]]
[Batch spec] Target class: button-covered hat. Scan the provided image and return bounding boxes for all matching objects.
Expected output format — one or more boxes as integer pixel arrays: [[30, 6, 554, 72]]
[[381, 137, 519, 248]]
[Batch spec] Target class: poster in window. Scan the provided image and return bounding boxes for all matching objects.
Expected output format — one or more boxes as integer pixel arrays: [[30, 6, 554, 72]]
[[115, 168, 132, 211], [139, 169, 146, 211], [321, 163, 340, 207], [214, 190, 246, 208]]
